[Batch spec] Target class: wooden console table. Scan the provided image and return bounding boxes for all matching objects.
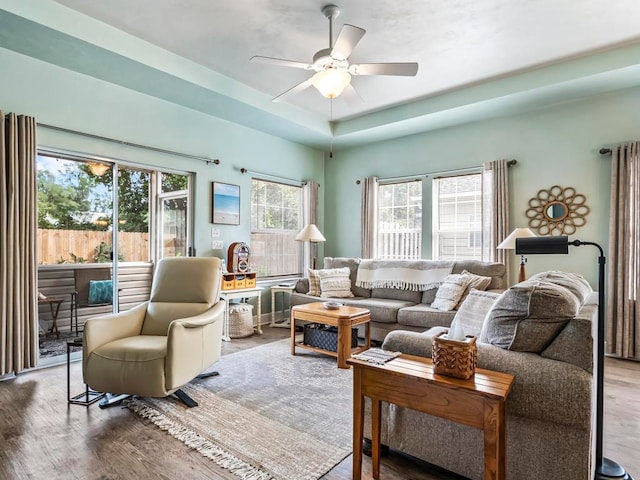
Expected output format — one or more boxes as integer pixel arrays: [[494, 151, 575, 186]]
[[348, 354, 514, 480]]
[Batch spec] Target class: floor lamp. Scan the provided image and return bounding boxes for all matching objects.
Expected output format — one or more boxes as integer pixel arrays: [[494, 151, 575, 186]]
[[295, 223, 326, 270], [516, 236, 632, 480]]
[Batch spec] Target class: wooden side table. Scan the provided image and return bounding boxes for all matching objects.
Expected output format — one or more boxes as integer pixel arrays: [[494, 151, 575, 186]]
[[348, 354, 514, 480], [38, 297, 64, 339], [291, 302, 370, 369]]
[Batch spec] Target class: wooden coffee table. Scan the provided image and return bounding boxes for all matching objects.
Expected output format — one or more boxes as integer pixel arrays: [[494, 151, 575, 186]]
[[291, 302, 370, 369], [348, 354, 514, 480]]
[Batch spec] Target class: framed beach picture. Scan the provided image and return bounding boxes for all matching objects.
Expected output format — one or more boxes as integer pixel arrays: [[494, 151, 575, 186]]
[[212, 182, 240, 225]]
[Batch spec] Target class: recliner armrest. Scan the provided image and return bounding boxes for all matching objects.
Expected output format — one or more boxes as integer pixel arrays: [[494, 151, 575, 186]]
[[168, 300, 226, 329], [83, 302, 148, 357]]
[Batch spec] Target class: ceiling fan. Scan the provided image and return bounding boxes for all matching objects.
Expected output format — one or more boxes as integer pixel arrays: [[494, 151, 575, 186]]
[[250, 4, 419, 103]]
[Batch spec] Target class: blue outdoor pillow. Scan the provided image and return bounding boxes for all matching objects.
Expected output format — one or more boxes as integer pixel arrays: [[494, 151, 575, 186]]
[[88, 279, 113, 305]]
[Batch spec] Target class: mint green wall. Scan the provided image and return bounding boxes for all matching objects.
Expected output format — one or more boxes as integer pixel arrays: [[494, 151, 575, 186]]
[[325, 86, 640, 287], [0, 47, 324, 259]]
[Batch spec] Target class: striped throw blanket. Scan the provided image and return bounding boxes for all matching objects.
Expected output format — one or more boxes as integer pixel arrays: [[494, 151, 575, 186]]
[[355, 260, 453, 291]]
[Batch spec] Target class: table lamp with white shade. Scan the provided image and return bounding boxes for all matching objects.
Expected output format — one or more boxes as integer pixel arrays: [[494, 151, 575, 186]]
[[295, 224, 326, 269], [497, 227, 537, 283]]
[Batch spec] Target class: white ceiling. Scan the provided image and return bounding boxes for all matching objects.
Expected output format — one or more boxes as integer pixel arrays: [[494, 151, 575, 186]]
[[3, 1, 640, 149]]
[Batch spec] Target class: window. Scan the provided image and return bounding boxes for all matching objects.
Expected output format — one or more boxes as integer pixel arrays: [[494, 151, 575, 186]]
[[377, 180, 422, 259], [432, 174, 482, 260], [251, 179, 302, 277]]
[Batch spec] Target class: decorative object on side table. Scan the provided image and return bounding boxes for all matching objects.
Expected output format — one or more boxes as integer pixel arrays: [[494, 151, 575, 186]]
[[497, 227, 537, 282], [525, 185, 590, 235], [516, 235, 633, 480], [432, 331, 477, 379]]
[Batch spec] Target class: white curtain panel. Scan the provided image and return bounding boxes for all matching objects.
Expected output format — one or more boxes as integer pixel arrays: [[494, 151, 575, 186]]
[[482, 160, 510, 273], [360, 177, 378, 259], [1, 111, 38, 375], [606, 142, 640, 359]]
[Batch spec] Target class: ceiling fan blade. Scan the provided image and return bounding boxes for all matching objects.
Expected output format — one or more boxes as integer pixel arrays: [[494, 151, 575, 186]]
[[341, 83, 363, 106], [272, 78, 314, 102], [250, 55, 313, 70], [330, 24, 366, 60], [349, 63, 419, 76]]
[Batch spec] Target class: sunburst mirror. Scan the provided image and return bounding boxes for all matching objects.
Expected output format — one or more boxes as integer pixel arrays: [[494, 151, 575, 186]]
[[525, 185, 590, 235]]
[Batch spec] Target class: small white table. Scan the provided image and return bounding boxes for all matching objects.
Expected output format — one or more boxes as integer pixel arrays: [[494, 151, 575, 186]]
[[220, 287, 263, 341], [270, 284, 296, 328]]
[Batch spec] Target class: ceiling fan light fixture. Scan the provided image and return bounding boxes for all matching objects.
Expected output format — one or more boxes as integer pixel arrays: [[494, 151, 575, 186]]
[[87, 162, 110, 176], [311, 68, 351, 98]]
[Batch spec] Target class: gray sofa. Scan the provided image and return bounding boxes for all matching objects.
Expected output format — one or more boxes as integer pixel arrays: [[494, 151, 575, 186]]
[[290, 257, 507, 342], [371, 271, 596, 480]]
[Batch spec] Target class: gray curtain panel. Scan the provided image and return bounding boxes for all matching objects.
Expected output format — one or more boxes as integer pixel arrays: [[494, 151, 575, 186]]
[[302, 180, 320, 270], [606, 142, 640, 359], [482, 160, 510, 277], [360, 176, 378, 259], [1, 111, 38, 375]]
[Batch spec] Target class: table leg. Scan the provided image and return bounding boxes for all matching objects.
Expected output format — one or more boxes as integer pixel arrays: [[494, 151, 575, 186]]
[[48, 301, 61, 339], [290, 311, 296, 356], [256, 291, 262, 334], [222, 300, 231, 342], [352, 367, 364, 480], [483, 399, 506, 480], [67, 342, 71, 403], [270, 289, 276, 326], [365, 321, 371, 349], [337, 323, 351, 369], [372, 398, 382, 479]]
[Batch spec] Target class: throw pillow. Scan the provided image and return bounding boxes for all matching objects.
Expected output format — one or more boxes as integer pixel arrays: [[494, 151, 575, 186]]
[[88, 279, 113, 305], [452, 289, 501, 337], [528, 271, 593, 306], [307, 268, 321, 296], [459, 269, 492, 303], [431, 274, 472, 311], [318, 267, 355, 298], [479, 280, 580, 352]]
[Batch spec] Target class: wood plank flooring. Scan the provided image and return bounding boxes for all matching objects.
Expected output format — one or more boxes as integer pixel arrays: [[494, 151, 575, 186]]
[[1, 316, 639, 480]]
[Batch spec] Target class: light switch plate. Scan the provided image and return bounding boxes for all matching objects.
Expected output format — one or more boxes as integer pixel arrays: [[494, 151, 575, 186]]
[[211, 228, 220, 238], [211, 240, 223, 250]]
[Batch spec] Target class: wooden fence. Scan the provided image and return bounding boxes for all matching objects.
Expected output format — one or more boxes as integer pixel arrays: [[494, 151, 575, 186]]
[[38, 229, 149, 265]]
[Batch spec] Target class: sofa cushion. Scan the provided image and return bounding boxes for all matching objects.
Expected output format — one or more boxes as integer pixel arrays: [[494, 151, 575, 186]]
[[452, 289, 501, 337], [323, 257, 371, 298], [307, 269, 321, 296], [372, 287, 422, 303], [452, 260, 507, 290], [528, 270, 593, 306], [421, 287, 438, 304], [459, 270, 492, 303], [397, 304, 457, 329], [480, 280, 580, 352], [317, 267, 354, 298], [431, 274, 472, 311], [347, 298, 416, 324]]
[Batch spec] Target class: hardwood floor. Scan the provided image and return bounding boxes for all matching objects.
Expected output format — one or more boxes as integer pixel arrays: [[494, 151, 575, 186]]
[[1, 316, 639, 480]]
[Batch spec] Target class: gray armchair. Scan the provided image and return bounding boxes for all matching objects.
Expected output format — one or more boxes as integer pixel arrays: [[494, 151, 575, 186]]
[[83, 257, 225, 408]]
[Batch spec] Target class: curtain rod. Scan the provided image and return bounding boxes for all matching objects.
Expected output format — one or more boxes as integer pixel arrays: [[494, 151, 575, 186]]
[[355, 159, 517, 184], [239, 167, 307, 187], [38, 123, 220, 166]]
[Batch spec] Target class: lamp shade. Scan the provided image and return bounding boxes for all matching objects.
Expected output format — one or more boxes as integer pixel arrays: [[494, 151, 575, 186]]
[[311, 68, 351, 99], [295, 224, 326, 243], [497, 228, 537, 249], [516, 236, 569, 255]]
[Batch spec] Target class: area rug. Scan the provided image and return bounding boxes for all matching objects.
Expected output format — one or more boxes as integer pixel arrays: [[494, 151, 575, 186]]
[[126, 339, 353, 480]]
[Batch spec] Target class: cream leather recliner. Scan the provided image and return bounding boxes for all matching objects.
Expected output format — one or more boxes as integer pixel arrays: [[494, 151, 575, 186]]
[[83, 256, 225, 408]]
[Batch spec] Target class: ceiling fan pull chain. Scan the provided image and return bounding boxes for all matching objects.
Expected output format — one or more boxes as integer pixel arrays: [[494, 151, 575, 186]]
[[329, 99, 334, 158]]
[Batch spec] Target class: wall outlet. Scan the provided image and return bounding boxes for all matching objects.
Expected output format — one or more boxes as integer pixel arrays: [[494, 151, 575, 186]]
[[211, 240, 223, 250], [211, 228, 220, 238]]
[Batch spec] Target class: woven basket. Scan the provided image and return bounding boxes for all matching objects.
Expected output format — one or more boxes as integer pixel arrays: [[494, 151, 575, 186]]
[[432, 332, 477, 379], [228, 303, 254, 338]]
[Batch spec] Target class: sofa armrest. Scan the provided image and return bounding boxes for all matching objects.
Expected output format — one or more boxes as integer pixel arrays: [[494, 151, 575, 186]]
[[382, 328, 592, 429], [295, 278, 309, 293]]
